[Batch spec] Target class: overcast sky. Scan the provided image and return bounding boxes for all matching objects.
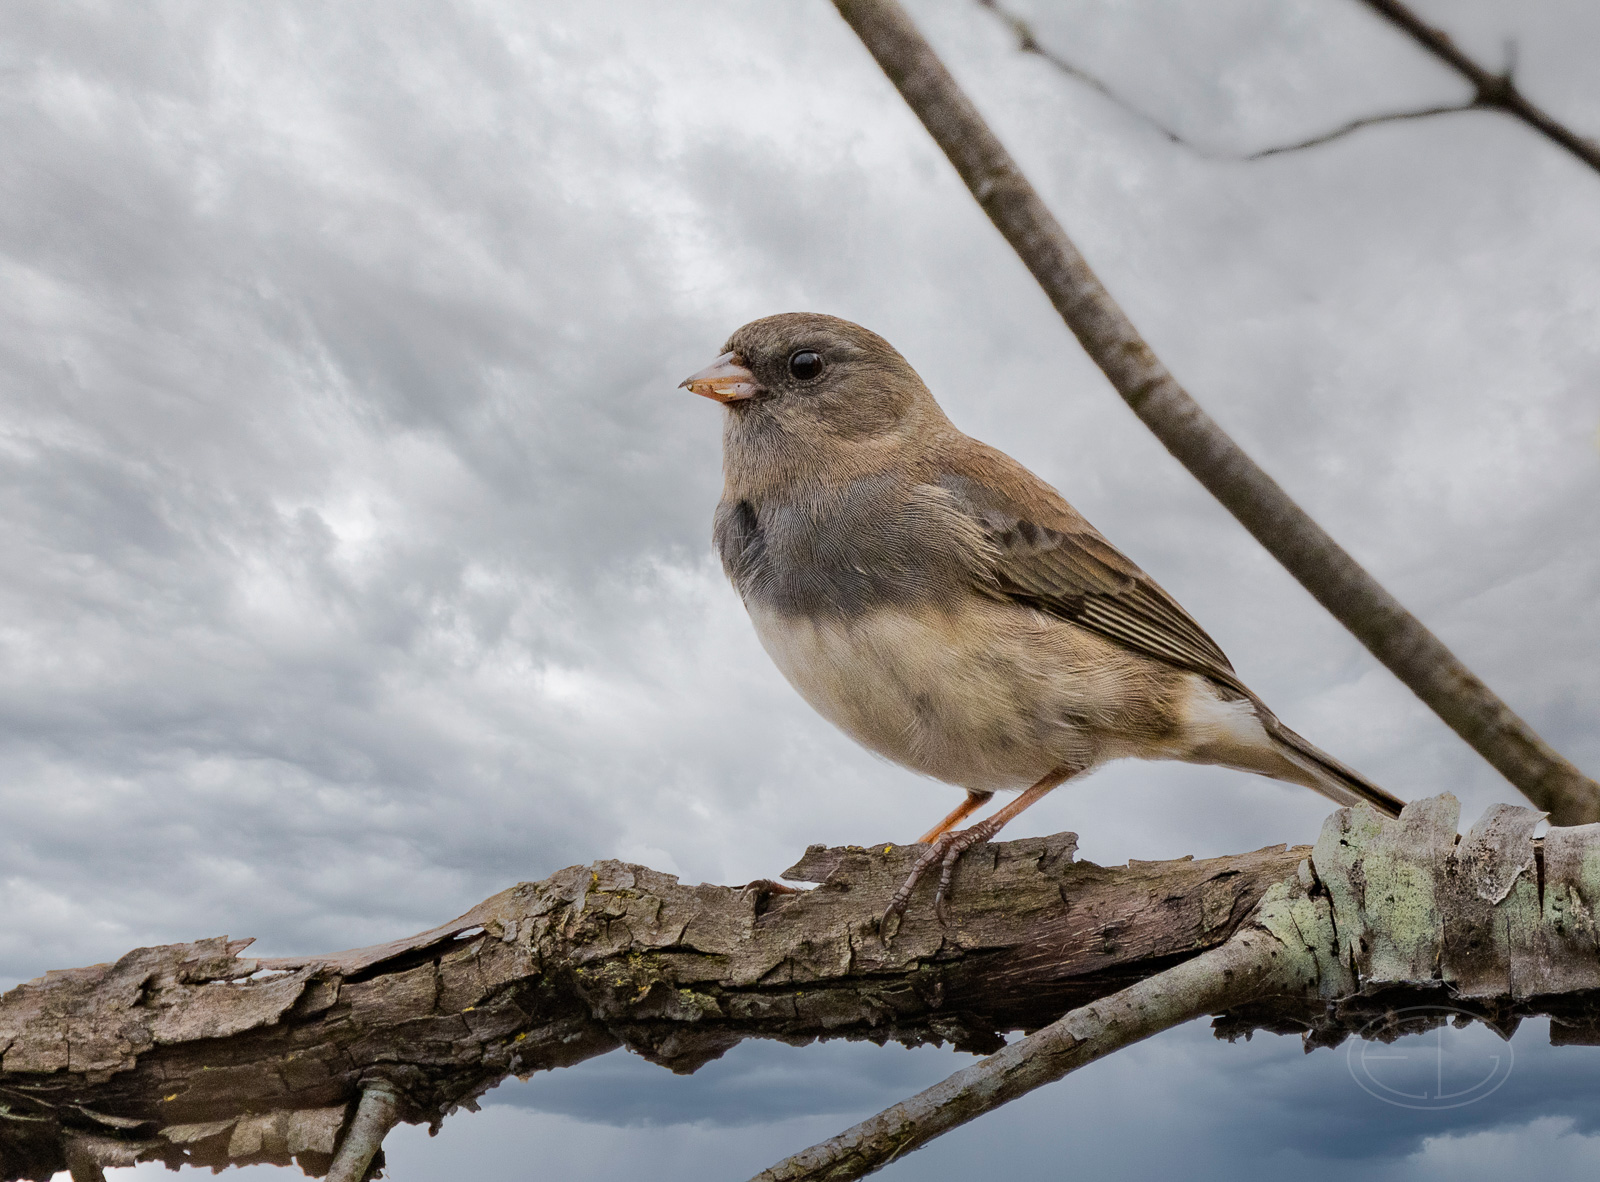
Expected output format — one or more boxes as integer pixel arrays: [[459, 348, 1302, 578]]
[[2, 0, 1599, 1178]]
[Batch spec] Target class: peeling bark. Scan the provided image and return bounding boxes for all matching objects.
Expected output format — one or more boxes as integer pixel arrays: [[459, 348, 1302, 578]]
[[756, 795, 1600, 1179], [5, 797, 1600, 1180], [1, 832, 1296, 1180]]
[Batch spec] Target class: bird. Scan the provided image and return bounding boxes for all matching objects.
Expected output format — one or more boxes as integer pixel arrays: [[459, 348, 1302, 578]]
[[679, 312, 1404, 933]]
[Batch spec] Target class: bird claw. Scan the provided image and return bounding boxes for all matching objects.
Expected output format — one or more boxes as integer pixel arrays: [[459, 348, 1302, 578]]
[[879, 832, 976, 944], [739, 879, 801, 917], [878, 907, 902, 947], [932, 829, 985, 925], [738, 878, 800, 897]]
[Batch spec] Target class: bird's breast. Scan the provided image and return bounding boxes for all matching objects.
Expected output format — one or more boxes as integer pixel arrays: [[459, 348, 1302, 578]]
[[719, 477, 1200, 791], [745, 597, 1128, 793], [713, 477, 989, 621]]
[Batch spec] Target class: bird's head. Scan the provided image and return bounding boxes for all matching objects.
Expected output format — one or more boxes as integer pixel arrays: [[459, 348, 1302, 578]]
[[680, 313, 947, 490]]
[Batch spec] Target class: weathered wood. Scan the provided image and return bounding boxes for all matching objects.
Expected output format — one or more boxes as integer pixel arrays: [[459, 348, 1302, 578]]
[[0, 832, 1298, 1180], [755, 795, 1600, 1179], [10, 797, 1600, 1180], [754, 919, 1314, 1182]]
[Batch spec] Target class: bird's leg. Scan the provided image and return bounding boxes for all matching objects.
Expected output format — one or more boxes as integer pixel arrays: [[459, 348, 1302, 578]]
[[917, 790, 995, 844], [878, 792, 996, 942], [881, 769, 1075, 941], [880, 841, 951, 943], [931, 771, 1073, 923]]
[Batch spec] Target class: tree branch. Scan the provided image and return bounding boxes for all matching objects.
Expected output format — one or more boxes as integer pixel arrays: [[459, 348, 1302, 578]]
[[974, 0, 1203, 152], [324, 1084, 400, 1182], [1245, 102, 1478, 159], [7, 797, 1600, 1178], [751, 922, 1306, 1181], [0, 832, 1304, 1180], [1357, 0, 1600, 178], [756, 793, 1600, 1179], [975, 0, 1481, 161], [977, 0, 1600, 175], [831, 0, 1600, 825]]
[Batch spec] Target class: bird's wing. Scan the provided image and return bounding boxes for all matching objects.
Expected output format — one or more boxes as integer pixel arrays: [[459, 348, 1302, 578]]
[[935, 449, 1241, 689]]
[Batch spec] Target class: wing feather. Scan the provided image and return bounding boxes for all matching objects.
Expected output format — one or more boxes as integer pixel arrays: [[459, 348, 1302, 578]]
[[936, 467, 1241, 688], [925, 440, 1399, 815]]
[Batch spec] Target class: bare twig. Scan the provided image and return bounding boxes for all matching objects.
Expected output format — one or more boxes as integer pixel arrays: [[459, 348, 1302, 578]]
[[753, 794, 1600, 1178], [325, 1084, 401, 1182], [831, 0, 1600, 824], [977, 0, 1600, 173], [750, 923, 1305, 1181], [1358, 0, 1600, 177], [1246, 101, 1476, 158], [977, 0, 1480, 160], [975, 0, 1202, 151]]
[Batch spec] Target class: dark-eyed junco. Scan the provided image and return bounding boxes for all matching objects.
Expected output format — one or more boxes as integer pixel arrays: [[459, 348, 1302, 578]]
[[681, 313, 1403, 930]]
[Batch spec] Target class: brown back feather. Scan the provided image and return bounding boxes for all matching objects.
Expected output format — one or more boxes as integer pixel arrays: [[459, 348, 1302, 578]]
[[930, 435, 1245, 692]]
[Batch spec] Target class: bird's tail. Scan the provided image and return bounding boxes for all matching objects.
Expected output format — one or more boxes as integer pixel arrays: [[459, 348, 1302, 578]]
[[1256, 709, 1404, 819]]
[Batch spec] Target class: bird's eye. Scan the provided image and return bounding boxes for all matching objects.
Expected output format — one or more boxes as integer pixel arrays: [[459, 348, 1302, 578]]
[[788, 350, 824, 381]]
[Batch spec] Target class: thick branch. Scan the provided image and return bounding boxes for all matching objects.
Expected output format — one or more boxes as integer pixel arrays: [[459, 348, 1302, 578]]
[[757, 793, 1600, 1178], [752, 923, 1306, 1181], [0, 833, 1302, 1180], [1357, 0, 1600, 178], [5, 797, 1600, 1179], [831, 0, 1600, 825]]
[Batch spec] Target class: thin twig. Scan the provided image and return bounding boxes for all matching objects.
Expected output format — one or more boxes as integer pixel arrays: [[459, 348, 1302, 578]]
[[750, 923, 1307, 1180], [977, 0, 1600, 173], [977, 0, 1476, 160], [975, 0, 1201, 152], [1358, 0, 1600, 177], [831, 0, 1600, 824], [1246, 101, 1476, 158], [326, 1083, 402, 1182]]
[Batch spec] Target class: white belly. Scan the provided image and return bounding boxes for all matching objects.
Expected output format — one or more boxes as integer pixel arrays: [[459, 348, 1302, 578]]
[[746, 599, 1120, 793]]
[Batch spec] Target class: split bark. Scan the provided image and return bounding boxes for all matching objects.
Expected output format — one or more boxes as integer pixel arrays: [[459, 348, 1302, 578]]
[[751, 923, 1304, 1181], [5, 796, 1600, 1180], [755, 794, 1600, 1179], [0, 832, 1289, 1180], [829, 0, 1600, 825]]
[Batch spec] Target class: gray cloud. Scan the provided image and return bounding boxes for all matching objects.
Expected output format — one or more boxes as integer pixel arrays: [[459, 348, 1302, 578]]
[[3, 0, 1598, 1177]]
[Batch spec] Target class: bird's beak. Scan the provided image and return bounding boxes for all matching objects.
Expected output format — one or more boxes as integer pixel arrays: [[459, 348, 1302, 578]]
[[679, 352, 762, 403]]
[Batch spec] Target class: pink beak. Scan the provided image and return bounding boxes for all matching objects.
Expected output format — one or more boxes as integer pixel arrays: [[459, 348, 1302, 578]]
[[679, 352, 762, 403]]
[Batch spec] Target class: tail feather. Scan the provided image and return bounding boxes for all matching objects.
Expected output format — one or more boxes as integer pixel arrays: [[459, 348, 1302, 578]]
[[1257, 711, 1404, 819], [1182, 676, 1406, 818]]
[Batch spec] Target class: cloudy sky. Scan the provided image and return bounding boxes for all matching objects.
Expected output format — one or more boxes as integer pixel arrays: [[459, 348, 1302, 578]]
[[2, 0, 1598, 1177]]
